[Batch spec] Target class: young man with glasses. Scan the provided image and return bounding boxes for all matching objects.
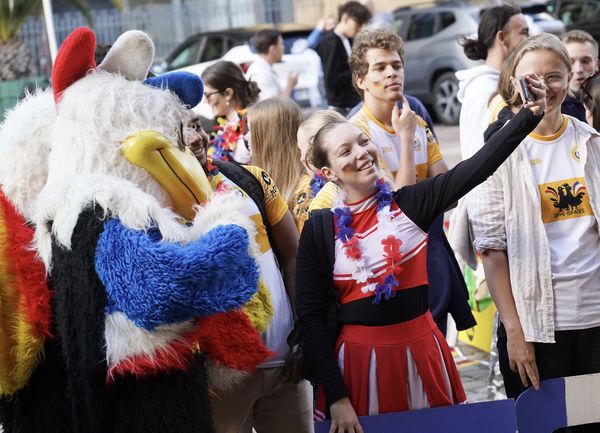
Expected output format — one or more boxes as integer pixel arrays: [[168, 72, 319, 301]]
[[185, 115, 313, 433], [561, 30, 600, 122]]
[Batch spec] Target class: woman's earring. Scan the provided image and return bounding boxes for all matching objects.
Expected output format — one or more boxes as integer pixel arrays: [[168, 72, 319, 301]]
[[226, 100, 230, 106]]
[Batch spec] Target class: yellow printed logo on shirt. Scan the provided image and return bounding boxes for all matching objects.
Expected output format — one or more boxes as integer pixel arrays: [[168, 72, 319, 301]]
[[540, 177, 592, 224]]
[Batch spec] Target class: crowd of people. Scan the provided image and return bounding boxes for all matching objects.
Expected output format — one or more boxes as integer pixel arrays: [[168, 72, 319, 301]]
[[1, 1, 600, 433], [185, 1, 600, 432]]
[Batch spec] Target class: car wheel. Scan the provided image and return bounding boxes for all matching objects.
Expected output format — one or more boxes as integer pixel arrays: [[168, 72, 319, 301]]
[[432, 71, 461, 125]]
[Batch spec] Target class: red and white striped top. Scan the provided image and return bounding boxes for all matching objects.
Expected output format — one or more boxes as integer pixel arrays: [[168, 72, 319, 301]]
[[333, 193, 429, 305]]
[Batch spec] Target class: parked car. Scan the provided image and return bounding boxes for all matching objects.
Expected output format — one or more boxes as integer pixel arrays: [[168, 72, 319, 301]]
[[392, 1, 564, 125], [546, 0, 600, 43], [393, 3, 480, 124], [519, 1, 566, 36], [152, 24, 324, 119]]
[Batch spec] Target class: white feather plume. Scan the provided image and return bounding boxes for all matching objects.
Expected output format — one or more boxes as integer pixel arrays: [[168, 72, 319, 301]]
[[0, 89, 55, 222]]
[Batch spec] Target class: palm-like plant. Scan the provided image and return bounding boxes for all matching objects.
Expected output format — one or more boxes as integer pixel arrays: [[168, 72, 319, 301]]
[[0, 0, 121, 80]]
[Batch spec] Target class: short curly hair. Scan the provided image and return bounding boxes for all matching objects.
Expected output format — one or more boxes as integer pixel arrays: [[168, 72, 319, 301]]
[[349, 30, 405, 97]]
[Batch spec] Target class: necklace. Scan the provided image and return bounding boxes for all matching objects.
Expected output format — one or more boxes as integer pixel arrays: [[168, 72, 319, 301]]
[[333, 179, 405, 304], [209, 109, 247, 162]]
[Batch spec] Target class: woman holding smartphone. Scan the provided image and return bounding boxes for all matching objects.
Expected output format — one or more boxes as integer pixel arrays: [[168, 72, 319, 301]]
[[469, 33, 600, 399]]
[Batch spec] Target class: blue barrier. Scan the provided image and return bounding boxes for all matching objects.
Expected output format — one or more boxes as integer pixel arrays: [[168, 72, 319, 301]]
[[515, 377, 567, 433], [315, 399, 518, 433], [516, 373, 600, 433], [313, 374, 600, 432]]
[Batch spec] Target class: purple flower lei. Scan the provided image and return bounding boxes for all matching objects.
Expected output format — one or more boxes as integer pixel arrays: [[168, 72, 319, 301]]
[[373, 274, 398, 304], [374, 178, 393, 211], [309, 172, 327, 198], [334, 207, 354, 242], [210, 132, 234, 162], [334, 179, 401, 304]]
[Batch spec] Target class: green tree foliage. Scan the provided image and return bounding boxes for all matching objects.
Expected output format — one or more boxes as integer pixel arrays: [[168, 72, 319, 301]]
[[0, 0, 122, 80]]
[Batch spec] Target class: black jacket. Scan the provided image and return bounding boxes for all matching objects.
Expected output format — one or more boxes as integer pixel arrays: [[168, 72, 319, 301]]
[[561, 94, 587, 123], [316, 31, 361, 108]]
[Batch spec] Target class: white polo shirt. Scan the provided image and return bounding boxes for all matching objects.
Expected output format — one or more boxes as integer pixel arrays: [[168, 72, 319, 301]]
[[246, 56, 281, 101]]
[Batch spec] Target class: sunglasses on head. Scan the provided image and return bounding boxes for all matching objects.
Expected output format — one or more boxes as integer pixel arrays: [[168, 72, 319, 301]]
[[581, 70, 600, 100]]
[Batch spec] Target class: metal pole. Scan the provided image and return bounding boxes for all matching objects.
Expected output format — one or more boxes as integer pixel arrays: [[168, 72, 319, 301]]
[[226, 0, 232, 28], [171, 0, 184, 43], [254, 0, 261, 24], [42, 0, 58, 63]]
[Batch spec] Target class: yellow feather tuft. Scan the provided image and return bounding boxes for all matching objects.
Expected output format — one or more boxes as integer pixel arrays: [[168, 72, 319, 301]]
[[242, 277, 273, 333]]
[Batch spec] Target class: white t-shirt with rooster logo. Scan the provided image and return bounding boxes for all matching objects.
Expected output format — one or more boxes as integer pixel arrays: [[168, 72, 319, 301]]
[[523, 115, 600, 330]]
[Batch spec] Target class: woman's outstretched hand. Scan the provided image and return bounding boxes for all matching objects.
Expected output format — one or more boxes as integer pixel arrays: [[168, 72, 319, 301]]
[[513, 74, 547, 116], [329, 398, 364, 433]]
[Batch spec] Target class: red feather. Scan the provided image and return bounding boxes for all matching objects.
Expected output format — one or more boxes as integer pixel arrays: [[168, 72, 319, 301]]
[[0, 188, 52, 339], [195, 310, 271, 372], [106, 310, 270, 382]]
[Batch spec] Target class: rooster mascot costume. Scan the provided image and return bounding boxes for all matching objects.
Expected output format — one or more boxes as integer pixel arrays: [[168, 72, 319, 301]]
[[0, 28, 272, 433]]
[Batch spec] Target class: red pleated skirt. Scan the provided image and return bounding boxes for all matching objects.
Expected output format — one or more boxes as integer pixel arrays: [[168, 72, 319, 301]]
[[319, 311, 466, 417]]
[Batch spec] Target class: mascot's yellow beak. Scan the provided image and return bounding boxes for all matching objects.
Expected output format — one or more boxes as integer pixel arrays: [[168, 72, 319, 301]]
[[121, 130, 212, 221]]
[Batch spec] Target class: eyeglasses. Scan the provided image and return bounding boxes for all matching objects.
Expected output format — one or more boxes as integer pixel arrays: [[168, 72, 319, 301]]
[[582, 70, 600, 101], [204, 90, 221, 99], [538, 72, 568, 87]]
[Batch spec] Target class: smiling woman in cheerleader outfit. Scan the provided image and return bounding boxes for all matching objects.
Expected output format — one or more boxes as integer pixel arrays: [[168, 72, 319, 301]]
[[295, 77, 547, 432]]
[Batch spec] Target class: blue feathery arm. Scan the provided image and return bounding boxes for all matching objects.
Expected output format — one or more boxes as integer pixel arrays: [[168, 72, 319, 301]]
[[95, 219, 259, 330]]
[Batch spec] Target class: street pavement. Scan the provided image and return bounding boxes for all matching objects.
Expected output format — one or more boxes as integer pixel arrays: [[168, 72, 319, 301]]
[[455, 340, 506, 403], [435, 123, 463, 169]]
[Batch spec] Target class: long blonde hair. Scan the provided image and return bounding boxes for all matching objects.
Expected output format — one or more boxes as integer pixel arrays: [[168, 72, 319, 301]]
[[248, 97, 304, 208]]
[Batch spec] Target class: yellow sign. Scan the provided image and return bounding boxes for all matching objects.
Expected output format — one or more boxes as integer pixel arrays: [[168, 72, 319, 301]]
[[459, 303, 497, 353]]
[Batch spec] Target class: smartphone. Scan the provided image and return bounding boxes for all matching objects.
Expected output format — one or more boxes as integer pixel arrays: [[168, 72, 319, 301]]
[[517, 76, 534, 103]]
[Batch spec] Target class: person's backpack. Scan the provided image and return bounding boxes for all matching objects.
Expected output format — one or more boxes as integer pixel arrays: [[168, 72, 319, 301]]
[[213, 160, 280, 260], [285, 208, 339, 384]]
